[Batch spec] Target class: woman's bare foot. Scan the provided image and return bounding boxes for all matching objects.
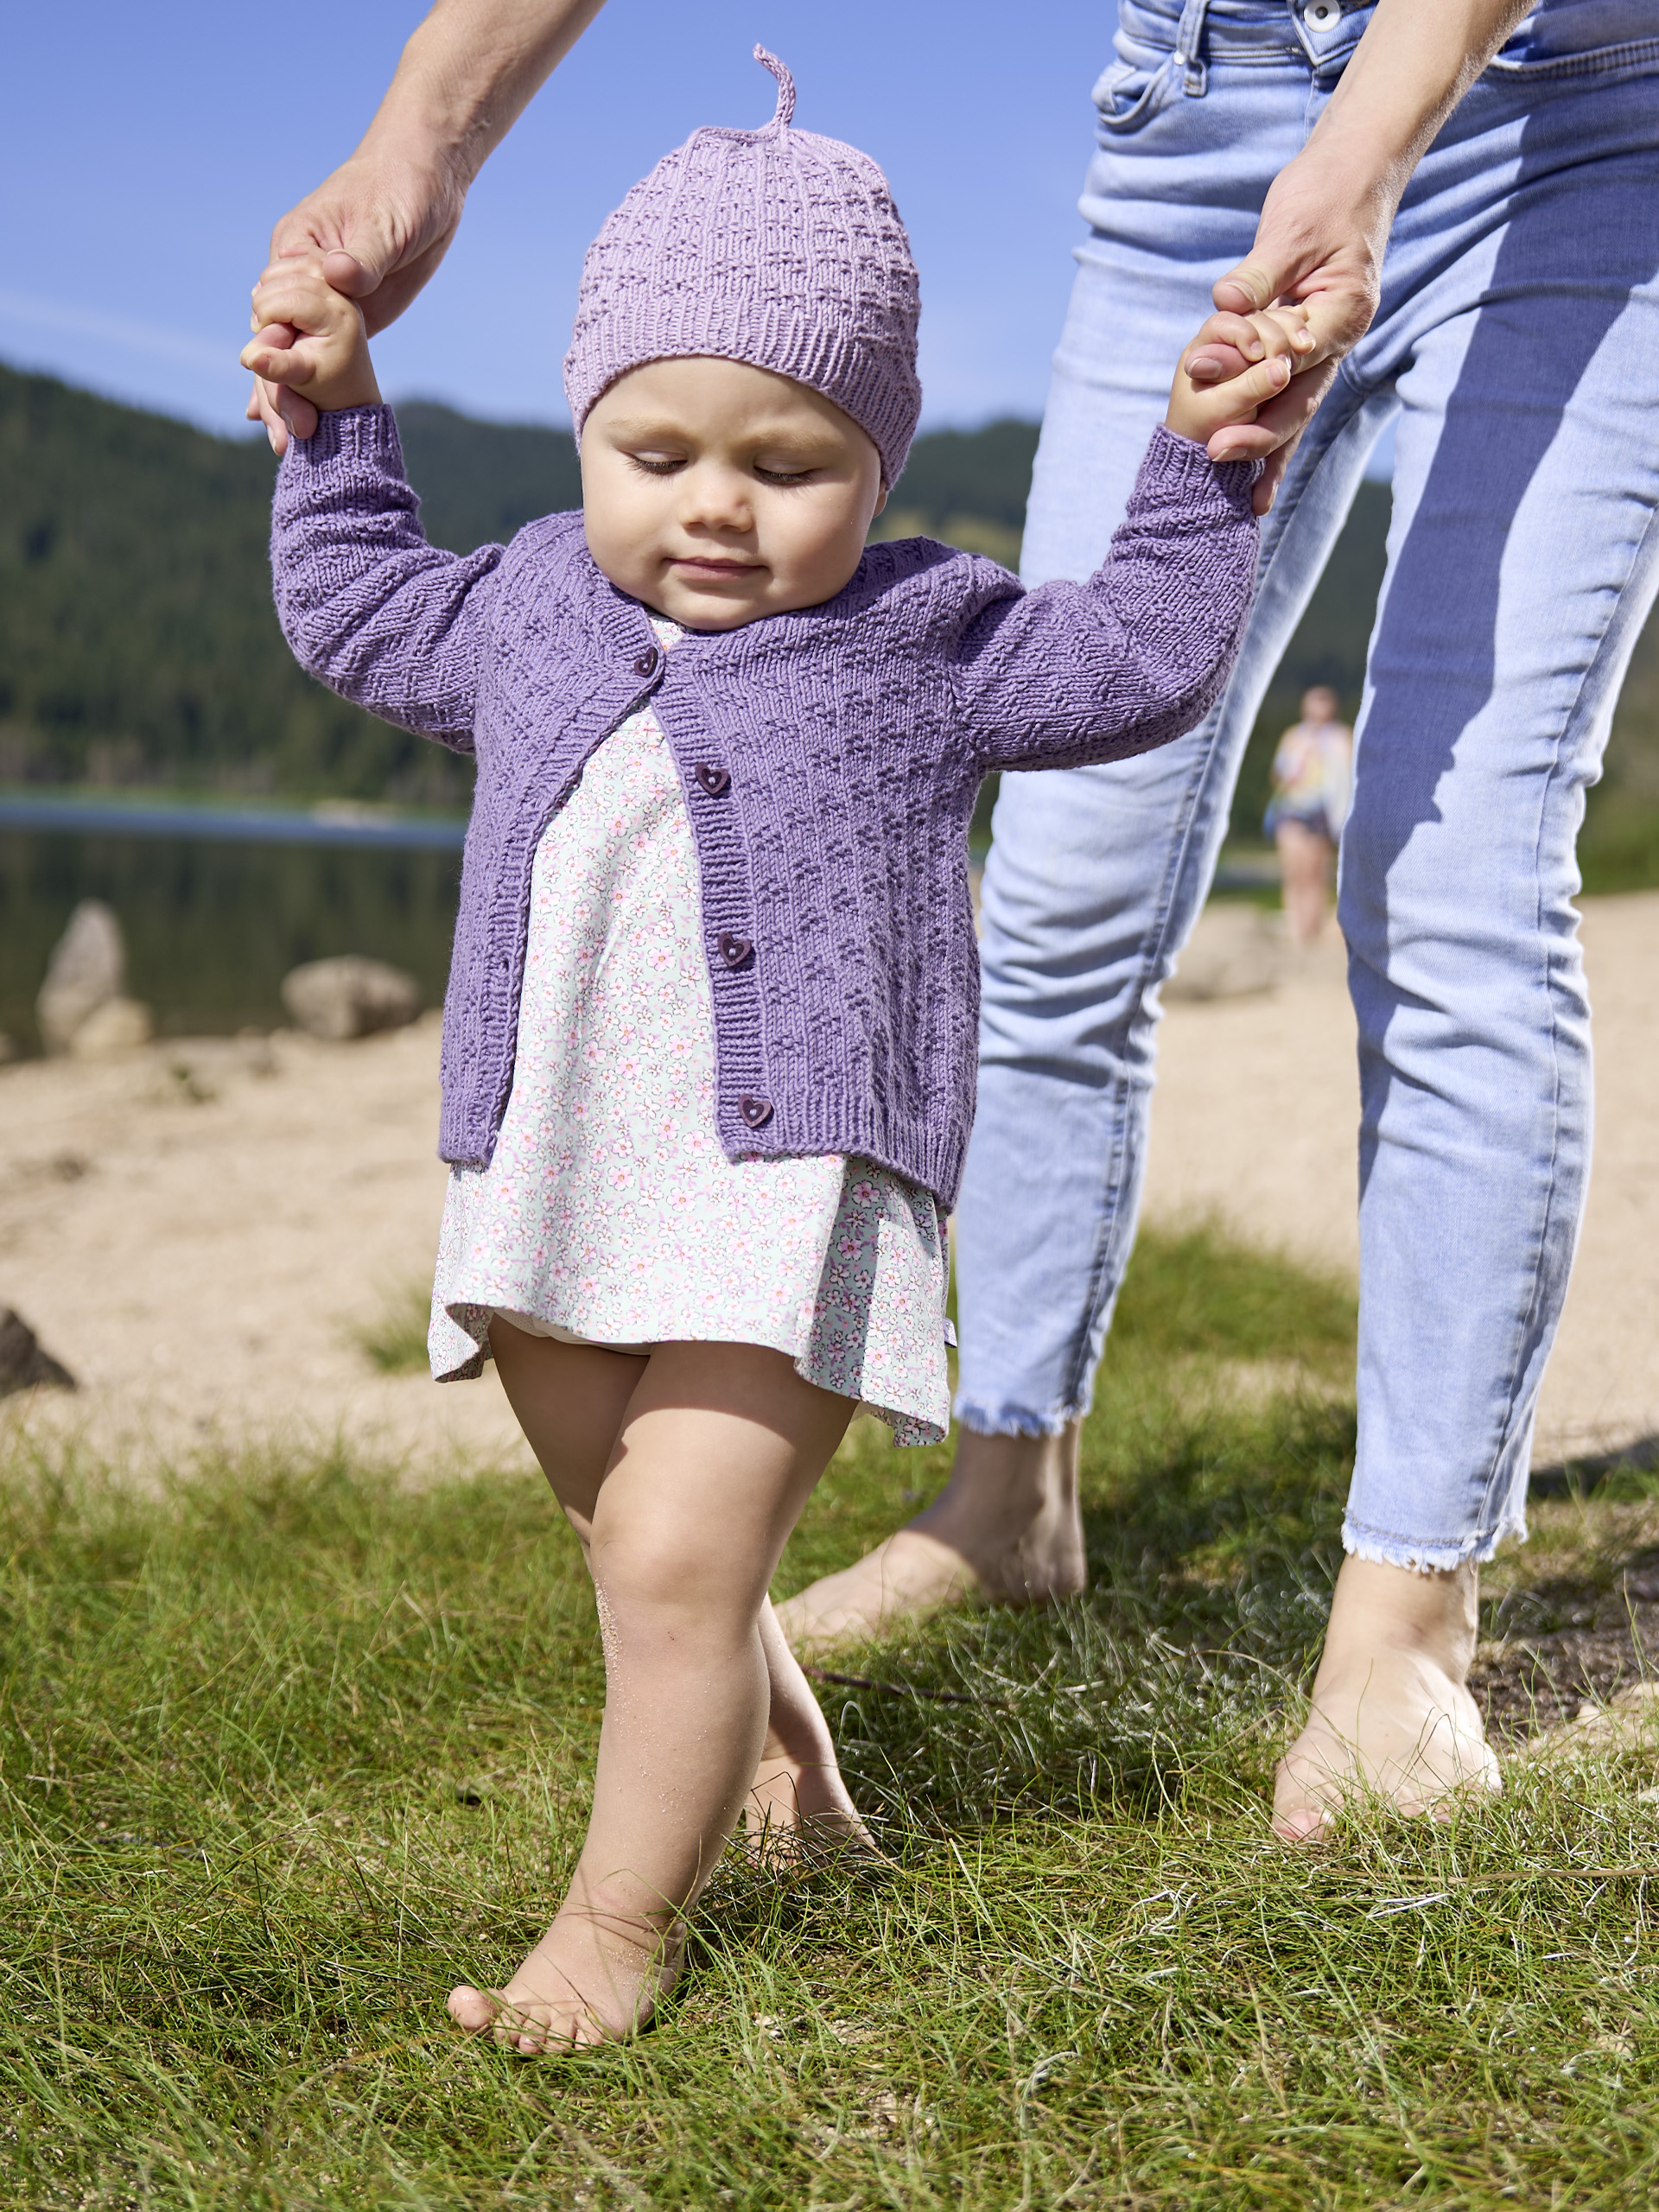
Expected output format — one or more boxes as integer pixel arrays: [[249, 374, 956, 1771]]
[[1273, 1554, 1503, 1840], [775, 1425, 1085, 1653], [448, 1907, 681, 2054]]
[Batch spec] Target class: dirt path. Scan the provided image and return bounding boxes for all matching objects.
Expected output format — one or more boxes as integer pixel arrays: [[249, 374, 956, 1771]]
[[2, 892, 1653, 1477]]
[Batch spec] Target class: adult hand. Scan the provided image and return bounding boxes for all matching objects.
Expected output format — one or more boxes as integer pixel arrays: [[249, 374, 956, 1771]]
[[1183, 0, 1535, 512], [247, 149, 466, 453], [1189, 148, 1392, 514], [245, 2, 612, 454]]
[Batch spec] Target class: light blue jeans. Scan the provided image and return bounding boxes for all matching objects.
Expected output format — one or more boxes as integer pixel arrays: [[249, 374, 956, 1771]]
[[955, 0, 1659, 1568]]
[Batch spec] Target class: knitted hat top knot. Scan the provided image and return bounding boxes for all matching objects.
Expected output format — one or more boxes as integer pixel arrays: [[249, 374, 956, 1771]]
[[563, 47, 921, 486]]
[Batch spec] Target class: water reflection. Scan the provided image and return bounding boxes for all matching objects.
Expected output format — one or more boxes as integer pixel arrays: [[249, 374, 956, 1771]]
[[0, 830, 461, 1051]]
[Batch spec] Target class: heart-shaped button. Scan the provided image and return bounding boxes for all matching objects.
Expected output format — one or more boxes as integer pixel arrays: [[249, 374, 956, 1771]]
[[738, 1096, 772, 1129], [695, 764, 731, 796], [717, 931, 753, 969]]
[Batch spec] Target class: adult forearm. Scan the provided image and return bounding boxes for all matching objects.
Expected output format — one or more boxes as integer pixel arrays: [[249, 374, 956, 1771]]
[[353, 0, 609, 191], [1208, 0, 1535, 499], [1304, 0, 1535, 206]]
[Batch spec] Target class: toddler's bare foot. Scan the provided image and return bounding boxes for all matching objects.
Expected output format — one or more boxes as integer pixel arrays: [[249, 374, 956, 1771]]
[[1273, 1554, 1503, 1840], [448, 1909, 681, 2054], [745, 1736, 882, 1862], [777, 1426, 1084, 1652]]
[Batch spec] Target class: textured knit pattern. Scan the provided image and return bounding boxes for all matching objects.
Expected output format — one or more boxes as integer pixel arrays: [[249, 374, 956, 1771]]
[[271, 405, 1258, 1211], [428, 642, 950, 1444], [563, 48, 921, 485]]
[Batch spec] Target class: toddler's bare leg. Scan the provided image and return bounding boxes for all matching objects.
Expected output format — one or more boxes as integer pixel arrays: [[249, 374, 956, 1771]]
[[746, 1599, 878, 1856], [450, 1338, 853, 2050], [491, 1323, 865, 1838]]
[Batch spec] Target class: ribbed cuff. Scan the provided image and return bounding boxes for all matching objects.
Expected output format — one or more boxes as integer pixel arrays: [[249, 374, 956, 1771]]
[[286, 401, 405, 473], [1138, 422, 1262, 516]]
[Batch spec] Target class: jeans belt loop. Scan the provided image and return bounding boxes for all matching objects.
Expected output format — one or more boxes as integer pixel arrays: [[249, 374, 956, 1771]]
[[1173, 0, 1211, 94]]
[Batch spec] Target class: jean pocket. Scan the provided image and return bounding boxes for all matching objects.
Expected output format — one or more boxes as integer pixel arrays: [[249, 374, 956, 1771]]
[[1091, 54, 1179, 133], [1484, 34, 1659, 82]]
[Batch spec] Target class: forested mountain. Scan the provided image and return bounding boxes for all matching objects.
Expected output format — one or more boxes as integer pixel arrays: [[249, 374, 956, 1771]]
[[3, 360, 1655, 869]]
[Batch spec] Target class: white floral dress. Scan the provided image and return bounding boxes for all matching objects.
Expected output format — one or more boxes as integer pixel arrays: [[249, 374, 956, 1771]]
[[429, 621, 952, 1445]]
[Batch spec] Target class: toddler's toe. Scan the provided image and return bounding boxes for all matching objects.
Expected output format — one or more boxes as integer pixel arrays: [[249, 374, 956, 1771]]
[[447, 1983, 501, 2034]]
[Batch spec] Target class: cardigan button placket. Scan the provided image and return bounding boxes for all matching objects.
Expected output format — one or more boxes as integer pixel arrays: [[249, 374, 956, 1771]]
[[716, 931, 753, 969], [695, 763, 731, 797], [738, 1096, 773, 1129]]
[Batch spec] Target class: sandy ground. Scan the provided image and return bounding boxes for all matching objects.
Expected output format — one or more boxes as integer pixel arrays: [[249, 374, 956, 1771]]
[[2, 892, 1655, 1476], [0, 1017, 533, 1477]]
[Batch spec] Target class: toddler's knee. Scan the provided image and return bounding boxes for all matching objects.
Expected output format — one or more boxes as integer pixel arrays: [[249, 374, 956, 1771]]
[[594, 1526, 756, 1643]]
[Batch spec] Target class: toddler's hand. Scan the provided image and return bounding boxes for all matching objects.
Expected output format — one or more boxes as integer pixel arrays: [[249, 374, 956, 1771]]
[[239, 255, 381, 420], [1166, 305, 1316, 464]]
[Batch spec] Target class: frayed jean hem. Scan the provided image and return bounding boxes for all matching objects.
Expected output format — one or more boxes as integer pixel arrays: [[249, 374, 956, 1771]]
[[1341, 1509, 1527, 1574], [952, 1395, 1081, 1440]]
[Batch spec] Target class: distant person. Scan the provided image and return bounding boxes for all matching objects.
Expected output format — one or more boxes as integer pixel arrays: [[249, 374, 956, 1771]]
[[253, 0, 1659, 1844], [1264, 685, 1353, 946], [245, 49, 1280, 2049]]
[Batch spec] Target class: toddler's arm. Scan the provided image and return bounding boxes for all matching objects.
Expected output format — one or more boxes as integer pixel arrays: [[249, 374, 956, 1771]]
[[245, 257, 503, 751], [949, 314, 1310, 773]]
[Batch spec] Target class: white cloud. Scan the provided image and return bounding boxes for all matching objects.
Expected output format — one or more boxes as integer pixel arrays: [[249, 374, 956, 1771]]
[[0, 288, 228, 374]]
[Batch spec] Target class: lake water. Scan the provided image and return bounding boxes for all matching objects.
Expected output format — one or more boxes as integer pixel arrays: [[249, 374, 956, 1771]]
[[1, 800, 1283, 1054], [0, 820, 463, 1052]]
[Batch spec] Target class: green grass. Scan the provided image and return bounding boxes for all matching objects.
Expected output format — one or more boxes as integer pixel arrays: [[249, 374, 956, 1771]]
[[5, 1224, 1659, 2208], [350, 1283, 434, 1376]]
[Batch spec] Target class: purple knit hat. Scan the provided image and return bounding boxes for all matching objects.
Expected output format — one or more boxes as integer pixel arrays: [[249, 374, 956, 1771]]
[[563, 48, 921, 485]]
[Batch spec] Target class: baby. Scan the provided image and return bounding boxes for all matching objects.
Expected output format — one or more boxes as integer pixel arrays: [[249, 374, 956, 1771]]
[[244, 49, 1308, 2052]]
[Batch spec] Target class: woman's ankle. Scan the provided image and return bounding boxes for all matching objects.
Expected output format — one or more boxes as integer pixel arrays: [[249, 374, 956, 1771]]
[[1320, 1554, 1481, 1680]]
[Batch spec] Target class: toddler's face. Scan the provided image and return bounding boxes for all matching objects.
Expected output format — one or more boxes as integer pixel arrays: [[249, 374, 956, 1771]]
[[581, 358, 887, 628]]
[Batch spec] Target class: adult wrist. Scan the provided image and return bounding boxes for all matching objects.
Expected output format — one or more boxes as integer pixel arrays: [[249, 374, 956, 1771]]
[[1270, 130, 1403, 232]]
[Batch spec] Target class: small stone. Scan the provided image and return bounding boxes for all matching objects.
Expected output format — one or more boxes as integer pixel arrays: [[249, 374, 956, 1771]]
[[281, 957, 421, 1042], [0, 1308, 77, 1398], [37, 899, 127, 1052], [68, 996, 154, 1060]]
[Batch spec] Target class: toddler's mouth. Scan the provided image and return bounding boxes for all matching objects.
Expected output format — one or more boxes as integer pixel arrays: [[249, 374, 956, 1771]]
[[671, 556, 764, 579]]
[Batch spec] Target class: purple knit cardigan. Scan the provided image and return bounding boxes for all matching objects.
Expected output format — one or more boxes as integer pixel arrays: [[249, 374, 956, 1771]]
[[271, 406, 1257, 1207]]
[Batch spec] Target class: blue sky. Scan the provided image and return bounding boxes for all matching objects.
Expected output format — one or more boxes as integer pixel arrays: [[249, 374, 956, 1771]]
[[2, 1, 1124, 438]]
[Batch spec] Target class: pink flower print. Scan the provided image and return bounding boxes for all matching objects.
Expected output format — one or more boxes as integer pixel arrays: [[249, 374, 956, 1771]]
[[851, 1179, 878, 1207]]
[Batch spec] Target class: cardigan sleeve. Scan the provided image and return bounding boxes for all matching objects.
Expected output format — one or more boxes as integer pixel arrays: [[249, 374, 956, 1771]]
[[950, 428, 1261, 772], [270, 404, 506, 754]]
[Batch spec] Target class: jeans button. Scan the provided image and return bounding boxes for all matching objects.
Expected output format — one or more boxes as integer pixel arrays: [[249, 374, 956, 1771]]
[[1305, 2, 1338, 23]]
